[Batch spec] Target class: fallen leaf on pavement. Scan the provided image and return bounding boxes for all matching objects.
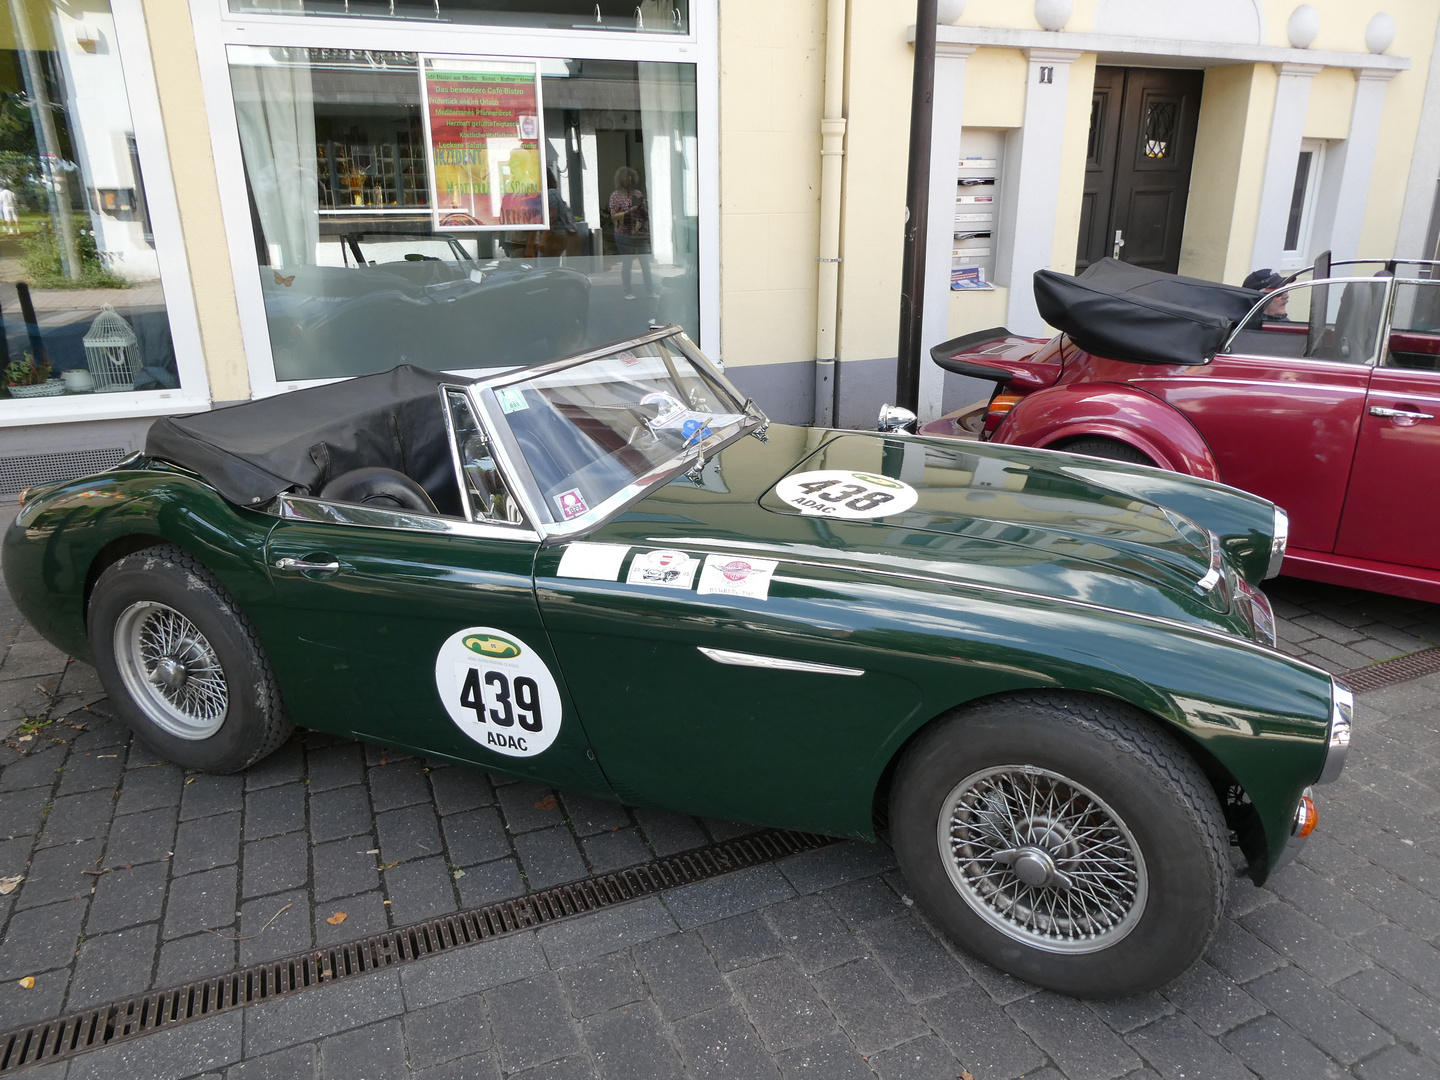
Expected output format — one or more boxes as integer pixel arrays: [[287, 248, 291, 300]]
[[960, 1072, 974, 1080], [17, 977, 34, 989], [0, 876, 22, 895], [326, 912, 348, 925], [534, 795, 557, 810], [452, 868, 466, 880], [16, 735, 31, 743]]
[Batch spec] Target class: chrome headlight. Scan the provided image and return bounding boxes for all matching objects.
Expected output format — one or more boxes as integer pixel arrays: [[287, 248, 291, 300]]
[[877, 404, 918, 434], [1265, 507, 1289, 579], [1317, 680, 1352, 784]]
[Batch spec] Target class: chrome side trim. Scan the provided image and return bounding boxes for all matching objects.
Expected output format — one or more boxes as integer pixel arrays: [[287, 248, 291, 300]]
[[277, 494, 538, 543], [1318, 681, 1353, 784], [697, 647, 864, 677], [1267, 507, 1289, 579], [439, 385, 476, 524]]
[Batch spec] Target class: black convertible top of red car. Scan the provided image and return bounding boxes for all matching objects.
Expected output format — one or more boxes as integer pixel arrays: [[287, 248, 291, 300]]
[[1034, 258, 1263, 366]]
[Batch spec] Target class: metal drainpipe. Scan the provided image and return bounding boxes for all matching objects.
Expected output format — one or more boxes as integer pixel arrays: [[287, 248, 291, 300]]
[[812, 0, 847, 427], [895, 0, 938, 412]]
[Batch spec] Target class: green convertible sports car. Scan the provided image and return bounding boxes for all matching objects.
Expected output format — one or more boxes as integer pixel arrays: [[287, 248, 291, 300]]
[[3, 326, 1350, 997]]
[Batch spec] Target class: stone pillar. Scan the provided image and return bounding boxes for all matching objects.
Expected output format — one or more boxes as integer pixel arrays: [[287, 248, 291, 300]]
[[1000, 48, 1082, 337], [1250, 62, 1320, 274], [1310, 68, 1398, 264], [918, 42, 976, 423]]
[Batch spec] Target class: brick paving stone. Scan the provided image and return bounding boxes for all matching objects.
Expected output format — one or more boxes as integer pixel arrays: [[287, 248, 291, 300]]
[[870, 1034, 964, 1080], [243, 740, 304, 791], [636, 932, 731, 1020], [154, 930, 235, 985], [582, 827, 651, 874], [922, 984, 1047, 1080], [245, 970, 404, 1055], [441, 805, 509, 867], [0, 835, 31, 878], [103, 805, 178, 867], [1, 638, 68, 679], [415, 1051, 505, 1080], [665, 864, 797, 929], [702, 818, 755, 843], [861, 914, 970, 1003], [304, 743, 365, 792], [774, 1031, 879, 1080], [404, 992, 492, 1069], [376, 803, 444, 863], [0, 746, 65, 792], [1247, 965, 1393, 1065], [0, 786, 50, 838], [401, 933, 549, 1010], [54, 750, 123, 796], [226, 1044, 316, 1080], [1220, 1014, 1346, 1080], [764, 894, 865, 974], [558, 952, 646, 1018], [89, 860, 168, 933], [1124, 1015, 1256, 1080], [515, 825, 587, 889], [114, 761, 184, 815], [700, 911, 785, 972], [488, 972, 580, 1072], [313, 837, 380, 901], [15, 838, 103, 909], [1353, 924, 1440, 996], [178, 774, 244, 822], [632, 806, 708, 857], [161, 865, 238, 939], [1086, 994, 1173, 1035], [67, 1009, 243, 1080], [239, 887, 311, 964], [674, 1002, 782, 1080], [729, 955, 838, 1052], [315, 889, 388, 946], [242, 782, 306, 841], [309, 785, 373, 842], [1241, 902, 1371, 984], [320, 1016, 408, 1078], [241, 831, 309, 898], [429, 765, 494, 814], [1339, 868, 1440, 940], [496, 781, 566, 834], [456, 857, 525, 908], [0, 965, 68, 1028], [172, 809, 241, 875], [813, 958, 930, 1056], [582, 999, 687, 1080], [1008, 991, 1141, 1080], [775, 841, 898, 896], [822, 877, 907, 928], [370, 758, 432, 813], [1205, 918, 1286, 983], [536, 897, 678, 969], [561, 791, 630, 836], [66, 922, 158, 1008], [40, 788, 114, 844], [1265, 862, 1390, 938], [384, 856, 459, 923], [0, 896, 86, 981], [1160, 960, 1266, 1036], [1355, 1045, 1440, 1080]]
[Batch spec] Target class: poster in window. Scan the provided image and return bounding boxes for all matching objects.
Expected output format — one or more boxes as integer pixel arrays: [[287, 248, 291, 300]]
[[419, 57, 549, 232]]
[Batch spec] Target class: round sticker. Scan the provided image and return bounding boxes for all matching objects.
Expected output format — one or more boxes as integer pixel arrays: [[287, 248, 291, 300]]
[[434, 627, 563, 757], [773, 469, 919, 519]]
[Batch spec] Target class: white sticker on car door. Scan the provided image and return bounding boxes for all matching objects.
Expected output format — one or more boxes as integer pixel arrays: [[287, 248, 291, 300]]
[[697, 555, 779, 599], [434, 627, 562, 757], [773, 470, 919, 519], [626, 549, 697, 589]]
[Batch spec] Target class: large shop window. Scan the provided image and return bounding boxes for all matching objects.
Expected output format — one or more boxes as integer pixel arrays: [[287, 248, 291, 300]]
[[229, 48, 699, 383], [230, 0, 688, 34], [0, 0, 179, 402]]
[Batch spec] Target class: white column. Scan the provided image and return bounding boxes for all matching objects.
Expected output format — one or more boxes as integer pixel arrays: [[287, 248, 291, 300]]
[[917, 42, 976, 423], [1001, 48, 1082, 337], [1250, 62, 1320, 274], [1395, 14, 1440, 261], [1309, 68, 1399, 264]]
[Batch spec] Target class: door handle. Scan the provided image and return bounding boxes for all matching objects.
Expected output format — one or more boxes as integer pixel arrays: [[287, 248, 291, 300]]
[[1112, 230, 1125, 259], [274, 557, 342, 573], [1369, 406, 1434, 420]]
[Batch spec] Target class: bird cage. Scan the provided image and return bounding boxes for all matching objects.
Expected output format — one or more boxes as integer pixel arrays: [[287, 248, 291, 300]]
[[83, 305, 142, 392]]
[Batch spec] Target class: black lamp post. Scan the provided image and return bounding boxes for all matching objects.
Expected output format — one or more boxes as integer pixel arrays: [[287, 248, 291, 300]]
[[895, 0, 939, 412]]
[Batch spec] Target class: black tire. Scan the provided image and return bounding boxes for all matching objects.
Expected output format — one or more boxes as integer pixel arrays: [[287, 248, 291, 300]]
[[1060, 438, 1155, 466], [88, 544, 292, 772], [889, 692, 1228, 997]]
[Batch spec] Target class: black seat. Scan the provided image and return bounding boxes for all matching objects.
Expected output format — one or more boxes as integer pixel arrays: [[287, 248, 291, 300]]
[[319, 467, 438, 513]]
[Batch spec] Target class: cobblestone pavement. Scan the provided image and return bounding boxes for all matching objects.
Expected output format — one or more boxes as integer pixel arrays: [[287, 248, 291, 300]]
[[1, 534, 1438, 1077]]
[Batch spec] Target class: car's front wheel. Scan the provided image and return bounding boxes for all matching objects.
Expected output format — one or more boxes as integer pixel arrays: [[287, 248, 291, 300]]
[[89, 544, 292, 772], [890, 692, 1228, 997]]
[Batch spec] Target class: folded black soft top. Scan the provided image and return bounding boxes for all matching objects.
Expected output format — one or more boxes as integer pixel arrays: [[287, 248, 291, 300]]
[[146, 364, 463, 512], [1034, 258, 1263, 365]]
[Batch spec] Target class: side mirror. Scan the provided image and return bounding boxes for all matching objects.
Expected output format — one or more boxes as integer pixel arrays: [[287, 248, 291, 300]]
[[877, 404, 918, 434]]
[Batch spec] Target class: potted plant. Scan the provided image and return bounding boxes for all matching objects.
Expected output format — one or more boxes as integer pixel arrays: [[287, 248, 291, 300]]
[[5, 352, 62, 398]]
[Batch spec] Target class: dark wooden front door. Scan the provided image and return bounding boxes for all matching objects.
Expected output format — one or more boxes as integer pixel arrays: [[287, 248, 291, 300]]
[[1077, 67, 1204, 274]]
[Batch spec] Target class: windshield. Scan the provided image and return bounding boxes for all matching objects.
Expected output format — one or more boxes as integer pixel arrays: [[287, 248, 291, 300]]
[[487, 337, 754, 522]]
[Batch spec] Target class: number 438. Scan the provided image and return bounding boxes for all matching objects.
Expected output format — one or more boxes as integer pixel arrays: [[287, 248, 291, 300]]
[[460, 668, 543, 732]]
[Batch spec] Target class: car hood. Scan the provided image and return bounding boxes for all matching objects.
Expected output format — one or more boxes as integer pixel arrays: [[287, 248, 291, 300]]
[[594, 426, 1242, 632]]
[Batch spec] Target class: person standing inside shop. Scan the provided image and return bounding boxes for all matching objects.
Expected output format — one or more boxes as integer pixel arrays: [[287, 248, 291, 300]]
[[609, 166, 653, 300], [0, 186, 18, 236]]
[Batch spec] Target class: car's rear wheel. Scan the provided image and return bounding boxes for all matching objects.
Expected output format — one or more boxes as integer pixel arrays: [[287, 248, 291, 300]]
[[89, 544, 292, 772], [889, 692, 1228, 996], [1059, 438, 1155, 466]]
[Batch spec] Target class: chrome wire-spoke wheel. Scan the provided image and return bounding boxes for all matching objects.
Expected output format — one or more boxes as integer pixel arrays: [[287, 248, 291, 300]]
[[938, 765, 1148, 954], [113, 601, 229, 740]]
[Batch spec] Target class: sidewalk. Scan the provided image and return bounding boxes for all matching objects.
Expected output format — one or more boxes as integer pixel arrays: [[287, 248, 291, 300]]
[[0, 534, 1438, 1077]]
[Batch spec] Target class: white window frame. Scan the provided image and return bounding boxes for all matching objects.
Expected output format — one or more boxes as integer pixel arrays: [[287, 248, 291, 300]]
[[0, 0, 211, 427], [189, 0, 719, 400], [1278, 138, 1326, 274]]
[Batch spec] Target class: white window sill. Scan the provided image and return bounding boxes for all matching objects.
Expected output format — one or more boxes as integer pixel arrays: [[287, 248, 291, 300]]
[[0, 391, 209, 428]]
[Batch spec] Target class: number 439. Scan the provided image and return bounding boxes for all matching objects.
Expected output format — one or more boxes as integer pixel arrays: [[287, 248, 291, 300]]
[[460, 668, 543, 732]]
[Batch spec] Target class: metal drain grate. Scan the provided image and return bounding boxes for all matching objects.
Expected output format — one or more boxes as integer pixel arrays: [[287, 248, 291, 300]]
[[0, 448, 129, 496], [1342, 646, 1440, 694], [0, 827, 839, 1074]]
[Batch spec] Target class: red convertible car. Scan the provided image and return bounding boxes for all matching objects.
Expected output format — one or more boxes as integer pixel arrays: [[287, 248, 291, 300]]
[[922, 255, 1440, 602]]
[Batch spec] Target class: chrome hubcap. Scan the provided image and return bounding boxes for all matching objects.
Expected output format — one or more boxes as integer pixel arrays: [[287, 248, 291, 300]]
[[114, 602, 228, 740], [937, 766, 1148, 954]]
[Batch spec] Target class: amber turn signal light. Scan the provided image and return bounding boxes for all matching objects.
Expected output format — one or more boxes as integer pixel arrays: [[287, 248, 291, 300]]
[[1292, 791, 1318, 838], [982, 394, 1024, 437]]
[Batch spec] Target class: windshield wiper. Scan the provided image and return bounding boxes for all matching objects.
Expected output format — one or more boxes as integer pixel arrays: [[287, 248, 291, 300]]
[[742, 398, 770, 443]]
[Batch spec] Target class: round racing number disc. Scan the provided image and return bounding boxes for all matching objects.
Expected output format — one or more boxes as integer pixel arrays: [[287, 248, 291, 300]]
[[435, 627, 563, 758], [774, 469, 919, 520]]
